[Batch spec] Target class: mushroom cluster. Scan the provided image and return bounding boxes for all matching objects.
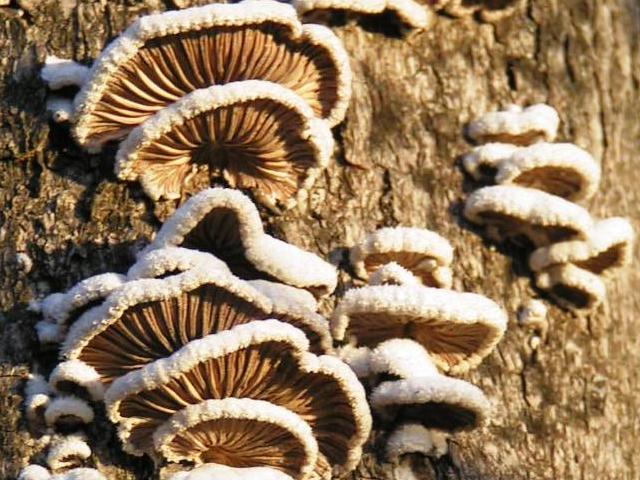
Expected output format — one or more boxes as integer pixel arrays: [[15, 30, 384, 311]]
[[462, 104, 634, 309], [40, 0, 353, 208], [333, 227, 507, 460], [23, 188, 371, 480]]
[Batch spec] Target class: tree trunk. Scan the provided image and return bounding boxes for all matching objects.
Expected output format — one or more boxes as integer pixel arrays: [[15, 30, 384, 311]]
[[1, 0, 639, 478]]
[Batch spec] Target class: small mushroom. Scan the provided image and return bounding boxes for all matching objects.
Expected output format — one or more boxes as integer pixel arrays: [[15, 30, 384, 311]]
[[46, 97, 74, 124], [44, 396, 95, 432], [127, 247, 230, 280], [18, 465, 51, 480], [369, 338, 436, 380], [73, 0, 351, 150], [466, 104, 560, 145], [494, 143, 601, 202], [51, 468, 106, 480], [529, 217, 634, 275], [145, 188, 338, 296], [367, 262, 421, 287], [464, 185, 594, 246], [462, 143, 522, 181], [335, 345, 372, 378], [350, 227, 454, 288], [36, 320, 66, 345], [40, 56, 90, 90], [49, 360, 103, 401], [386, 423, 448, 461], [153, 398, 318, 479], [105, 320, 371, 477], [25, 374, 52, 430], [47, 434, 91, 471], [115, 80, 333, 206], [535, 264, 606, 310], [292, 0, 431, 30], [332, 285, 507, 374], [169, 464, 295, 480]]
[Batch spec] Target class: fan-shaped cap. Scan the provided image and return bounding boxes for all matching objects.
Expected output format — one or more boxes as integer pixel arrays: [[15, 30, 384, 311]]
[[153, 398, 318, 479], [335, 345, 372, 378], [332, 285, 507, 374], [36, 320, 66, 345], [535, 264, 606, 310], [62, 267, 272, 394], [73, 0, 351, 150], [368, 262, 421, 287], [145, 188, 338, 296], [47, 434, 91, 471], [467, 104, 559, 145], [350, 227, 454, 288], [292, 0, 430, 29], [52, 468, 106, 480], [49, 360, 103, 401], [169, 464, 294, 480], [463, 143, 522, 181], [18, 465, 51, 480], [248, 280, 318, 312], [464, 185, 594, 246], [386, 423, 448, 460], [369, 339, 438, 379], [127, 247, 230, 280], [529, 217, 634, 274], [105, 320, 371, 476], [115, 80, 333, 205], [25, 374, 52, 428], [494, 143, 600, 202], [44, 396, 94, 431], [41, 56, 90, 90], [46, 97, 74, 124]]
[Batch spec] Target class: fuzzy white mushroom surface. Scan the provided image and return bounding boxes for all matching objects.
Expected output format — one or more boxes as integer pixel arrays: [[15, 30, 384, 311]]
[[47, 434, 91, 471], [18, 465, 51, 480], [462, 143, 522, 180], [44, 396, 95, 429], [368, 262, 421, 287], [168, 464, 295, 480], [127, 247, 231, 280], [535, 264, 606, 310], [41, 56, 90, 90], [386, 423, 448, 460]]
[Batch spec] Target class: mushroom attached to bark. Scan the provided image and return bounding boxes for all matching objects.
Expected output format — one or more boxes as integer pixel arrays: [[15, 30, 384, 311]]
[[25, 374, 52, 430], [49, 360, 103, 401], [145, 188, 338, 296], [41, 56, 90, 90], [18, 465, 51, 480], [47, 434, 91, 471], [169, 464, 295, 480], [127, 247, 230, 280], [105, 320, 371, 478], [466, 104, 560, 145], [44, 396, 94, 432], [153, 398, 318, 479], [52, 468, 106, 480], [61, 267, 272, 399], [386, 423, 448, 460], [464, 185, 594, 246], [529, 217, 634, 275], [332, 285, 507, 374], [535, 264, 606, 310], [462, 143, 522, 181], [368, 262, 421, 287], [350, 227, 454, 288], [115, 80, 334, 206], [73, 0, 351, 150]]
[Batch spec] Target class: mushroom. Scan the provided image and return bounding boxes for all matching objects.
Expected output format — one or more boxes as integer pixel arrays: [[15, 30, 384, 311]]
[[292, 0, 431, 30], [49, 360, 103, 401], [114, 80, 334, 206], [144, 188, 338, 296], [334, 345, 373, 378], [464, 185, 594, 246], [52, 468, 106, 480], [47, 434, 91, 471], [25, 374, 52, 430], [368, 338, 435, 380], [169, 464, 295, 480], [127, 247, 230, 280], [332, 285, 507, 374], [529, 217, 634, 275], [61, 267, 272, 399], [462, 143, 522, 181], [40, 56, 90, 90], [44, 396, 95, 432], [350, 227, 454, 288], [494, 143, 601, 202], [73, 0, 351, 150], [46, 97, 74, 124], [35, 320, 66, 345], [466, 104, 560, 145], [535, 264, 606, 310], [385, 423, 448, 461], [105, 320, 371, 477], [153, 398, 318, 479], [18, 465, 51, 480], [367, 262, 421, 287]]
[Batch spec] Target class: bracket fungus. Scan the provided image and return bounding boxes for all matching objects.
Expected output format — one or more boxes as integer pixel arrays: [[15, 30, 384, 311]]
[[152, 398, 318, 479], [466, 104, 560, 145], [145, 188, 338, 295], [127, 247, 230, 281], [535, 264, 606, 310], [367, 262, 420, 287], [47, 435, 91, 471], [169, 464, 296, 480], [464, 185, 594, 246], [25, 374, 52, 429], [529, 217, 634, 275], [462, 143, 522, 181], [385, 423, 448, 460], [18, 465, 51, 480], [73, 0, 351, 150], [41, 56, 90, 90], [44, 396, 94, 432], [49, 360, 104, 401], [114, 80, 334, 205], [105, 320, 371, 477], [332, 285, 507, 374], [350, 227, 454, 288]]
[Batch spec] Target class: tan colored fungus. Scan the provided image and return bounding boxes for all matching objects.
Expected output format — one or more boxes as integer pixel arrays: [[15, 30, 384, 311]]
[[535, 264, 606, 310]]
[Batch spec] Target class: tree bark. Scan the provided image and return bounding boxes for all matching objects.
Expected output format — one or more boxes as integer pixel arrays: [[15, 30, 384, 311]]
[[1, 0, 639, 479]]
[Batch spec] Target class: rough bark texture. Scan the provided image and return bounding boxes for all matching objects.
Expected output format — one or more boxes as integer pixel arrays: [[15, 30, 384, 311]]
[[1, 0, 639, 479]]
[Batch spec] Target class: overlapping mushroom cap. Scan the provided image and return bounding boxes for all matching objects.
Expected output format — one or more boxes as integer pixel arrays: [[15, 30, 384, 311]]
[[367, 262, 420, 287], [47, 435, 91, 471], [535, 264, 606, 310], [169, 464, 295, 480], [105, 320, 371, 477], [144, 188, 338, 296], [73, 0, 351, 150], [127, 247, 230, 280], [115, 80, 334, 204], [462, 143, 522, 181], [332, 285, 507, 374]]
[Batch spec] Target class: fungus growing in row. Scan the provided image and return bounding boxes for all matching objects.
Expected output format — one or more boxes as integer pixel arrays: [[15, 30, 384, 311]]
[[40, 56, 90, 90], [169, 464, 295, 480], [535, 264, 606, 310], [385, 423, 448, 461], [115, 81, 334, 205], [44, 396, 94, 432], [350, 227, 454, 288], [462, 143, 522, 181], [332, 285, 507, 374], [153, 398, 318, 479], [145, 188, 338, 296], [47, 435, 91, 471], [292, 0, 431, 30], [529, 217, 634, 275], [127, 247, 230, 281], [25, 374, 52, 430], [61, 267, 273, 399], [367, 262, 420, 287], [494, 143, 600, 202], [466, 104, 559, 145], [464, 185, 593, 246], [73, 0, 352, 150], [105, 320, 371, 478]]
